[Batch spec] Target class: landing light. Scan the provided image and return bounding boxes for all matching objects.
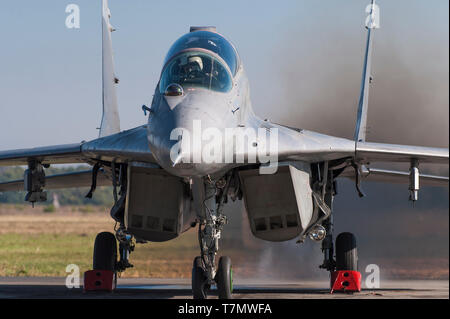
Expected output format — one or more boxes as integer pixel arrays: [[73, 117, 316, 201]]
[[308, 225, 326, 242]]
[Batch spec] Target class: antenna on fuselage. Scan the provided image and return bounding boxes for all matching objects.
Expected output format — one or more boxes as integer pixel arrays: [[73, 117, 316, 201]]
[[189, 26, 217, 33]]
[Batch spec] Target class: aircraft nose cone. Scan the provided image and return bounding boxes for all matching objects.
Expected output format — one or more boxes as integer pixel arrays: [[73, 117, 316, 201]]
[[147, 92, 234, 177]]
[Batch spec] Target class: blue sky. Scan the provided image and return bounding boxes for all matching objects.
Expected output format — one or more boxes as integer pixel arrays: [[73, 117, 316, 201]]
[[0, 0, 448, 150]]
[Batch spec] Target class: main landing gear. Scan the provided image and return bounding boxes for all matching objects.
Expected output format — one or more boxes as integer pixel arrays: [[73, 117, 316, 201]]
[[335, 232, 358, 271], [318, 218, 359, 292], [192, 177, 233, 299], [93, 232, 117, 272], [91, 228, 135, 280], [318, 224, 360, 293], [313, 163, 359, 292]]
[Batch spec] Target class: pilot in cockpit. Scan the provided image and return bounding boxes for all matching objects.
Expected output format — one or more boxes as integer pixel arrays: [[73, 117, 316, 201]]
[[161, 50, 232, 94], [179, 56, 206, 84]]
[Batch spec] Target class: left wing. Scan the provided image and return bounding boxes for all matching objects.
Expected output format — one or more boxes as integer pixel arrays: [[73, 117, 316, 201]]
[[272, 0, 448, 201], [355, 141, 449, 165], [339, 166, 448, 187]]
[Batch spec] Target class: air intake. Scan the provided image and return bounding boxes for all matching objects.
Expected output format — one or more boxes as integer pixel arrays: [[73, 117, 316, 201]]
[[190, 26, 217, 33]]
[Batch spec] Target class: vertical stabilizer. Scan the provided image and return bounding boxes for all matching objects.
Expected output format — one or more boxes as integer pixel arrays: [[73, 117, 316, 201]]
[[99, 0, 120, 138], [354, 0, 380, 144]]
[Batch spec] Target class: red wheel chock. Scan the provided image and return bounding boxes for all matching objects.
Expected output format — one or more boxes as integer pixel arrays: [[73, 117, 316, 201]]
[[330, 270, 361, 293], [84, 270, 116, 292]]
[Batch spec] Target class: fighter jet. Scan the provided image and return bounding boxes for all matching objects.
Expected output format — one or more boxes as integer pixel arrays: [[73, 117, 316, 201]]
[[0, 0, 448, 299]]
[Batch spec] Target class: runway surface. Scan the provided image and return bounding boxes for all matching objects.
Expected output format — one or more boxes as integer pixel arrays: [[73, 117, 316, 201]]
[[0, 277, 448, 299]]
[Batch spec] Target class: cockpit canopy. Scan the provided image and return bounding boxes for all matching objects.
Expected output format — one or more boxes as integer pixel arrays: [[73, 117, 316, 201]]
[[159, 31, 239, 95], [164, 31, 239, 75], [160, 51, 232, 94]]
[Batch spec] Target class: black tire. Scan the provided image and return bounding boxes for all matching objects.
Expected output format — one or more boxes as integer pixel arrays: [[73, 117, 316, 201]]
[[192, 256, 208, 299], [216, 256, 233, 299], [335, 232, 358, 271], [93, 232, 117, 271]]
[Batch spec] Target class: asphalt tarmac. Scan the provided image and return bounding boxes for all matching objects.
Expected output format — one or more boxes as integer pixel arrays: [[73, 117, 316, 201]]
[[0, 277, 447, 299]]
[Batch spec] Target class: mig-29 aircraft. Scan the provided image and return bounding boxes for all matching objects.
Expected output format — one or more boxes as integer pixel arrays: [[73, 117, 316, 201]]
[[0, 0, 448, 299]]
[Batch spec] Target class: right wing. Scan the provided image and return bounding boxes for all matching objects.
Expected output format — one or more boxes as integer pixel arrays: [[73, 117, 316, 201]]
[[0, 126, 155, 202], [0, 169, 111, 192], [0, 143, 84, 166], [0, 125, 154, 168]]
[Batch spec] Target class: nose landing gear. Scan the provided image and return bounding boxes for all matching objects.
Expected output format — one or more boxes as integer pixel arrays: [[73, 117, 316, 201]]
[[191, 176, 233, 299], [216, 256, 233, 299], [192, 256, 210, 299], [192, 255, 233, 299]]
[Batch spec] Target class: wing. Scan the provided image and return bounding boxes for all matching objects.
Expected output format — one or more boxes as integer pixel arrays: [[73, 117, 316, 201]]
[[356, 141, 449, 164], [0, 125, 154, 168], [0, 169, 111, 192], [0, 143, 85, 166], [255, 123, 448, 202], [261, 124, 449, 166], [0, 126, 155, 203], [262, 0, 448, 200]]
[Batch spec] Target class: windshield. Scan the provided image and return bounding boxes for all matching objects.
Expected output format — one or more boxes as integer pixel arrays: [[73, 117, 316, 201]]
[[160, 51, 233, 94], [164, 31, 239, 76]]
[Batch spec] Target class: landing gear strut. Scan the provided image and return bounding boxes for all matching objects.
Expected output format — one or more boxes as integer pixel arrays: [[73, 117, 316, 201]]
[[192, 177, 233, 299], [115, 227, 135, 272], [313, 163, 360, 292]]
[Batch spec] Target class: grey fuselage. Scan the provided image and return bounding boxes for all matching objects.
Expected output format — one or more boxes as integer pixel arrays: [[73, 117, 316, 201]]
[[148, 61, 253, 178], [146, 30, 356, 179]]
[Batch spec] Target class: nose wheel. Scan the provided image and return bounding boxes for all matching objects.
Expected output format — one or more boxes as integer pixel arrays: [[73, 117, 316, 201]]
[[191, 256, 233, 299], [192, 257, 210, 299], [216, 256, 233, 299]]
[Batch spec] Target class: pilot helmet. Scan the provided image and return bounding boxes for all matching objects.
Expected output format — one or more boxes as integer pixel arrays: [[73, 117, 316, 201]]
[[187, 56, 203, 71]]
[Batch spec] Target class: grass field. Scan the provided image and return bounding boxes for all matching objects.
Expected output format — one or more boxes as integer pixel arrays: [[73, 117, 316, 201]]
[[0, 204, 448, 280], [0, 204, 263, 278], [0, 205, 203, 278]]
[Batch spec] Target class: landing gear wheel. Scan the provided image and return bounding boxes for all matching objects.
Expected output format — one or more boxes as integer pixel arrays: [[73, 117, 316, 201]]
[[93, 232, 117, 271], [216, 256, 233, 299], [335, 232, 358, 271], [192, 256, 209, 299]]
